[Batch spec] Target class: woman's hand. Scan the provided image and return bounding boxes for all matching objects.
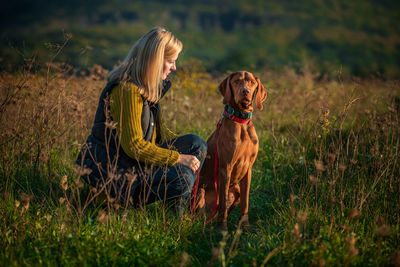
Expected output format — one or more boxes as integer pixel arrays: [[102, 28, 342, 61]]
[[178, 154, 200, 173]]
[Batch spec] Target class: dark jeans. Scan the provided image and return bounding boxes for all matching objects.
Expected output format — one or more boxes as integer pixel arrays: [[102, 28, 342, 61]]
[[132, 134, 207, 214]]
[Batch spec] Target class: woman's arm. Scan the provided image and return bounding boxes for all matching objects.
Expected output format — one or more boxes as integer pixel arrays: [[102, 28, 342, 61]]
[[158, 111, 178, 142], [110, 83, 179, 166]]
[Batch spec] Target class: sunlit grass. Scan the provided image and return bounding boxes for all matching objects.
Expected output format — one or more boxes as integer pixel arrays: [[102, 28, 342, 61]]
[[1, 62, 399, 265]]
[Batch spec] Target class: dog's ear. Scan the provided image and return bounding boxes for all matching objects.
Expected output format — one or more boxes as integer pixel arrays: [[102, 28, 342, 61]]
[[218, 74, 233, 105], [255, 77, 267, 110]]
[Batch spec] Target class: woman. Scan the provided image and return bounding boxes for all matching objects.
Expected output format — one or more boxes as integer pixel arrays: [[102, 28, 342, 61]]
[[76, 27, 207, 215]]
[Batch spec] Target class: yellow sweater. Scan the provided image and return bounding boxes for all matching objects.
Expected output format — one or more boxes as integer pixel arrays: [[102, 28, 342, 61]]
[[109, 83, 179, 166]]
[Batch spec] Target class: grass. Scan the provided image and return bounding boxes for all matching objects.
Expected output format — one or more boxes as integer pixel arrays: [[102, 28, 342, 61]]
[[0, 61, 399, 266]]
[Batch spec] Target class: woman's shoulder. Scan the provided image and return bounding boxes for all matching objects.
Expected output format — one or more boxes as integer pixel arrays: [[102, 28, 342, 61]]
[[110, 82, 142, 98], [114, 82, 140, 92]]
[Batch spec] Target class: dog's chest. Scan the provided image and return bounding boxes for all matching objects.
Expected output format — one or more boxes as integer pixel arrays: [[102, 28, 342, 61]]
[[228, 125, 259, 183]]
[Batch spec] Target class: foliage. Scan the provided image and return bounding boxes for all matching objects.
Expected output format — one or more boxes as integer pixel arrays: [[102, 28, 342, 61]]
[[1, 0, 400, 77]]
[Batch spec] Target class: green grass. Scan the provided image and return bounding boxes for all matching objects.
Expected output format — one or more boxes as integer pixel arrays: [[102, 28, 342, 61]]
[[1, 64, 400, 266]]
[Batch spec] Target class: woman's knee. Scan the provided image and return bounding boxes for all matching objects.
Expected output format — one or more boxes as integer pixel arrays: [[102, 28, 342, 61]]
[[186, 134, 207, 157], [176, 166, 197, 195]]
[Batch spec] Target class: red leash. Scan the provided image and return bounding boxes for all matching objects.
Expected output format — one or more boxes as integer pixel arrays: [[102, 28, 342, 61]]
[[192, 113, 251, 223], [190, 121, 221, 221], [205, 121, 222, 224], [191, 169, 200, 214]]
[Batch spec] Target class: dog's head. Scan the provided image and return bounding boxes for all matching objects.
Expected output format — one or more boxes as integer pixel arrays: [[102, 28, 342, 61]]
[[218, 71, 267, 113]]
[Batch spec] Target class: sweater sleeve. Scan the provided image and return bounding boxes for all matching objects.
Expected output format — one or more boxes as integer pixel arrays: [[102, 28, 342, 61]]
[[109, 83, 179, 166], [158, 110, 178, 142]]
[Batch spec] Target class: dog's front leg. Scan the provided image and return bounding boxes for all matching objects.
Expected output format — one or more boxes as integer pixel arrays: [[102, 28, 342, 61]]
[[239, 168, 252, 228], [217, 165, 232, 230]]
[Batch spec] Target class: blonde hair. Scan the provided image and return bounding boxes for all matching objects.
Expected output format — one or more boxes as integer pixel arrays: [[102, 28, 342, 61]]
[[107, 27, 183, 102]]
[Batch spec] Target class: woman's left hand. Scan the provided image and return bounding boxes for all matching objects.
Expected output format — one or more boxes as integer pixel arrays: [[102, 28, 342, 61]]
[[178, 154, 200, 173]]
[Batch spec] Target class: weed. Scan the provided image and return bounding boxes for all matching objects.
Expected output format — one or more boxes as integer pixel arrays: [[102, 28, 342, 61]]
[[0, 62, 399, 265]]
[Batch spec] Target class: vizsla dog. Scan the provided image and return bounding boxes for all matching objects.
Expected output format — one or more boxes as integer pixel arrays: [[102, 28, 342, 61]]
[[197, 71, 267, 229]]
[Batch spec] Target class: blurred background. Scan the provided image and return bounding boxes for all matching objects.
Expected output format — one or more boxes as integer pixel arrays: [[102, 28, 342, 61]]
[[1, 0, 399, 78]]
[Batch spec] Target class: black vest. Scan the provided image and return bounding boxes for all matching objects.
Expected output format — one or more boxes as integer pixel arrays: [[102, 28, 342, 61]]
[[76, 80, 171, 189], [91, 80, 171, 144]]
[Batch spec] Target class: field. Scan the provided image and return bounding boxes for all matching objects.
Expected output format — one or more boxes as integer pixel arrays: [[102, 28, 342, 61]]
[[0, 61, 399, 266], [2, 0, 400, 78]]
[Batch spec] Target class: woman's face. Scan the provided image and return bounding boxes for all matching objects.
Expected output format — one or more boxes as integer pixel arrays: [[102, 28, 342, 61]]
[[162, 54, 178, 80]]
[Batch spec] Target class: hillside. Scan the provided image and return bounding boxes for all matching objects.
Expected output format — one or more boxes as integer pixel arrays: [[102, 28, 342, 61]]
[[1, 0, 400, 77]]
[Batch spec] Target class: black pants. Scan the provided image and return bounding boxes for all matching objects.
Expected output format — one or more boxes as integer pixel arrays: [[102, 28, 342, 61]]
[[131, 134, 207, 213]]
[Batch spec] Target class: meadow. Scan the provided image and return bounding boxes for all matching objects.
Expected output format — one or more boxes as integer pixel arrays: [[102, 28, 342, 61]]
[[2, 0, 400, 78], [0, 61, 399, 266]]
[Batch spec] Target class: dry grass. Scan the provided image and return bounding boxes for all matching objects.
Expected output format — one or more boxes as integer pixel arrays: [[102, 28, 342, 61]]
[[0, 62, 399, 265]]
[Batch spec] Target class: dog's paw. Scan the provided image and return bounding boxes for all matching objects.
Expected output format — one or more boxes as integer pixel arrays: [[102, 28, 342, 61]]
[[194, 188, 205, 210], [239, 214, 250, 229]]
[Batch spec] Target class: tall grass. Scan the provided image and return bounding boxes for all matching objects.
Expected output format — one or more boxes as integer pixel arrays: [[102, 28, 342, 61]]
[[0, 62, 399, 266]]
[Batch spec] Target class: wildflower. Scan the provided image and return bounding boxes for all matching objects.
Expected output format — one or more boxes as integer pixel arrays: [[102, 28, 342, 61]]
[[348, 208, 359, 220], [377, 216, 385, 225], [314, 160, 325, 172], [40, 152, 49, 163], [322, 108, 330, 117], [348, 232, 358, 259], [73, 165, 92, 177], [342, 224, 350, 232], [297, 211, 308, 224], [60, 175, 68, 191], [113, 203, 121, 211], [75, 177, 84, 189], [125, 169, 137, 185], [348, 233, 356, 247], [98, 210, 108, 224], [45, 214, 52, 222], [64, 32, 73, 40], [180, 251, 190, 267], [2, 192, 9, 201], [327, 153, 336, 162], [349, 247, 359, 259], [20, 193, 32, 213], [309, 175, 319, 185], [290, 207, 296, 217], [292, 223, 301, 240], [108, 171, 121, 181], [375, 224, 391, 237], [338, 164, 347, 172], [107, 197, 115, 204], [122, 212, 128, 222], [105, 120, 117, 129]]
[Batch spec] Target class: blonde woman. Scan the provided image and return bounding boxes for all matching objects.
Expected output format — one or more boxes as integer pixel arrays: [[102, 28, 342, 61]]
[[76, 27, 207, 215]]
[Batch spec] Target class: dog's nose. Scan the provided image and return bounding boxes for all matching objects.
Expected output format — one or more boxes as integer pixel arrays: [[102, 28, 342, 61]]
[[242, 88, 250, 96]]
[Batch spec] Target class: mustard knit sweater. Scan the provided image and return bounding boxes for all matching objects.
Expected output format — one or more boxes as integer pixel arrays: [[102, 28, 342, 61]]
[[109, 83, 179, 166]]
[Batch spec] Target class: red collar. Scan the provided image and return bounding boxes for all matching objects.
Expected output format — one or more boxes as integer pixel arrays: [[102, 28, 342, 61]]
[[222, 110, 252, 124]]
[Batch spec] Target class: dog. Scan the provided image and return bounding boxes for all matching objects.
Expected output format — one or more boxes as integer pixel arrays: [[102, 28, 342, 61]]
[[196, 71, 267, 229]]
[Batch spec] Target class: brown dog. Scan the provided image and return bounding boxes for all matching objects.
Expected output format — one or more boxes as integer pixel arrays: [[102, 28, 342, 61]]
[[197, 71, 267, 229]]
